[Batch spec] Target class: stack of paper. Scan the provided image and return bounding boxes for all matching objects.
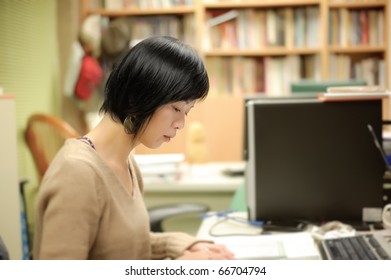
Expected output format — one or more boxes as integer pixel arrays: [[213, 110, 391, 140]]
[[206, 232, 321, 260], [133, 153, 185, 180], [197, 213, 321, 260], [318, 86, 389, 101]]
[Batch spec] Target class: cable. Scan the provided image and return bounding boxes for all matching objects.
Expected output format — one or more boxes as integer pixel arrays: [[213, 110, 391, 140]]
[[200, 210, 264, 237]]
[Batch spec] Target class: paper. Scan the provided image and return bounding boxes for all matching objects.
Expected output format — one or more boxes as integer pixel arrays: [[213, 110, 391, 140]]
[[318, 86, 390, 101], [197, 213, 321, 259], [326, 86, 386, 93], [318, 92, 389, 101], [208, 232, 321, 260], [133, 153, 184, 178], [133, 153, 184, 165]]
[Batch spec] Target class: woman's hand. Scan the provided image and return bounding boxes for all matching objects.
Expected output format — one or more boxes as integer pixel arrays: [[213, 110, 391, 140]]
[[177, 242, 235, 260]]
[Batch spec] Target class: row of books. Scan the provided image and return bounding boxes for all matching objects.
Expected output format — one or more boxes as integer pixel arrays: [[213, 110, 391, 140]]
[[205, 55, 321, 97], [328, 54, 386, 87], [99, 0, 193, 10], [97, 0, 385, 8], [122, 15, 195, 46], [204, 7, 320, 50], [328, 8, 385, 47]]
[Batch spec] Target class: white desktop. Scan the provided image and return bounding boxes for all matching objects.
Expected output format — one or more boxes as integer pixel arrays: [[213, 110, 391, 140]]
[[196, 210, 391, 260], [135, 155, 245, 234]]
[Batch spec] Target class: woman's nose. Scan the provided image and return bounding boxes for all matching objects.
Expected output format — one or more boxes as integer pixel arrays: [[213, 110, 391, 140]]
[[173, 115, 185, 130]]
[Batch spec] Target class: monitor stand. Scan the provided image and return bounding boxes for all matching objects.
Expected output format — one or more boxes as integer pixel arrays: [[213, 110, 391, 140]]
[[261, 220, 309, 232]]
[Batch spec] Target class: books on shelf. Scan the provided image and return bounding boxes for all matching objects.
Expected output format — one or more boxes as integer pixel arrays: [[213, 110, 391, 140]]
[[84, 0, 389, 98], [204, 6, 320, 50], [329, 55, 386, 87], [127, 14, 195, 46], [328, 8, 385, 47], [102, 0, 194, 10], [206, 54, 320, 96], [207, 9, 239, 27]]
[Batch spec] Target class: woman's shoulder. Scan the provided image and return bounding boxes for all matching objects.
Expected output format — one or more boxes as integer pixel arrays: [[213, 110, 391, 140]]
[[43, 139, 105, 180], [55, 138, 99, 164], [39, 139, 109, 196]]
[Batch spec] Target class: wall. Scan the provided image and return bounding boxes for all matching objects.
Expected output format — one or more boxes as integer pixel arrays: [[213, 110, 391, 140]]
[[0, 0, 60, 189], [135, 95, 245, 162], [0, 1, 65, 253], [0, 0, 85, 185], [57, 0, 90, 135], [0, 97, 22, 259]]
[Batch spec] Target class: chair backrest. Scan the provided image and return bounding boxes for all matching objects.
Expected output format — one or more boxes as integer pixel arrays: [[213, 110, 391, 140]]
[[25, 114, 80, 181]]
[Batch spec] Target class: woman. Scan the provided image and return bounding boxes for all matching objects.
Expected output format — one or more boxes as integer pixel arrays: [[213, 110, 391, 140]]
[[33, 36, 234, 260]]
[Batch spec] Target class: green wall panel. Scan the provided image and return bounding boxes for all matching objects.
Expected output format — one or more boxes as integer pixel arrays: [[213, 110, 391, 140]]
[[0, 0, 60, 187]]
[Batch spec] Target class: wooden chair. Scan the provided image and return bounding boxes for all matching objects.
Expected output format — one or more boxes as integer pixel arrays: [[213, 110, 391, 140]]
[[22, 113, 79, 258], [25, 113, 80, 182]]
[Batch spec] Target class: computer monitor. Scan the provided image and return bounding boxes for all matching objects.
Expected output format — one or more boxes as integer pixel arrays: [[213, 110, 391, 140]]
[[246, 98, 386, 225], [243, 95, 314, 161]]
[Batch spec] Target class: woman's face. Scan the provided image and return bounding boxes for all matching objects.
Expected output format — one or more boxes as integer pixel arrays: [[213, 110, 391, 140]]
[[138, 100, 197, 149]]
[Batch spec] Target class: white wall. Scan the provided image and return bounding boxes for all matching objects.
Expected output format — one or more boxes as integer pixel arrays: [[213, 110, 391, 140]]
[[0, 97, 22, 259]]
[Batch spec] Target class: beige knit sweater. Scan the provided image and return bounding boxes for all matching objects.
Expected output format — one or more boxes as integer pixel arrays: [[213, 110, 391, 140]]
[[33, 139, 197, 260]]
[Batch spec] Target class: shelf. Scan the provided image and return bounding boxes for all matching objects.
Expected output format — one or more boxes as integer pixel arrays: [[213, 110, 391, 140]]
[[204, 0, 320, 8], [328, 1, 386, 8], [204, 48, 321, 56], [329, 46, 387, 53], [87, 6, 195, 17], [82, 0, 389, 90]]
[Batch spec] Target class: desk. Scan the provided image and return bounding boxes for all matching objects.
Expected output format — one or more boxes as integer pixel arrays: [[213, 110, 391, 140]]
[[142, 162, 245, 235], [196, 211, 322, 259], [196, 211, 391, 260]]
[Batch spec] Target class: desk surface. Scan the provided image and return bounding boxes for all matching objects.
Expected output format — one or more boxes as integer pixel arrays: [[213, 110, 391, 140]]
[[142, 161, 245, 192], [141, 162, 245, 235], [196, 211, 391, 260], [197, 211, 322, 260]]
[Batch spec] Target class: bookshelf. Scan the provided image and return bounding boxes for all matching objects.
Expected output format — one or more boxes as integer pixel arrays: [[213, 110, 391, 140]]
[[80, 0, 197, 47], [327, 1, 388, 87], [81, 0, 389, 93], [80, 0, 389, 161]]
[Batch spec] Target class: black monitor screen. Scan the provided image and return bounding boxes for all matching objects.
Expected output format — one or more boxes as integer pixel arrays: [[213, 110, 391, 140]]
[[246, 98, 385, 224]]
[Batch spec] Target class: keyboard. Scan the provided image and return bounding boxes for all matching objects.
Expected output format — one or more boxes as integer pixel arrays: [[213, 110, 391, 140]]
[[320, 234, 391, 260]]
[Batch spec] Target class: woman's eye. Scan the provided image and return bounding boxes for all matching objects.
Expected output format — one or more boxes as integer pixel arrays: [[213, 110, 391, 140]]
[[173, 106, 181, 113]]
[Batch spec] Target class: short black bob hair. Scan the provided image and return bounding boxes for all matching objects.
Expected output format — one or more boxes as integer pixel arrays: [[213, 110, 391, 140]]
[[100, 36, 209, 136]]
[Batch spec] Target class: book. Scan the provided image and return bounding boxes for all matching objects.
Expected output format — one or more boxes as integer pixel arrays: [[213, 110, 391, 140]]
[[318, 90, 389, 102], [133, 153, 185, 178], [291, 80, 367, 94], [326, 85, 386, 93]]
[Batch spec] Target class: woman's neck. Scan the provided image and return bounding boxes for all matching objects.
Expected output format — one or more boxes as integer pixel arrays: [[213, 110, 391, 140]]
[[85, 114, 136, 165]]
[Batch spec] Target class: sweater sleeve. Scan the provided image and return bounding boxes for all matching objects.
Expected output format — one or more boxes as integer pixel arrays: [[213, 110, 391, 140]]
[[149, 232, 199, 260], [131, 157, 198, 259], [33, 158, 102, 260]]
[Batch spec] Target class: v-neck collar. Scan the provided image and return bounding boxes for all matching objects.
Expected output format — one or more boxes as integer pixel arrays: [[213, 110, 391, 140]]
[[76, 137, 136, 198]]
